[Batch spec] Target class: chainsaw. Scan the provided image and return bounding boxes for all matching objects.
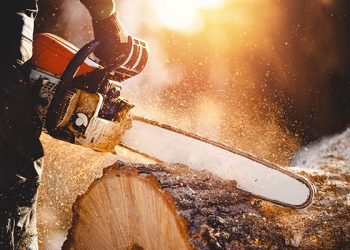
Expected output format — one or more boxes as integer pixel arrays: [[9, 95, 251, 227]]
[[30, 33, 315, 209]]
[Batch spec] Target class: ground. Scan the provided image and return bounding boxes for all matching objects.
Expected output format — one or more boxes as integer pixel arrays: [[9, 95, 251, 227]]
[[37, 128, 350, 249], [274, 129, 350, 249]]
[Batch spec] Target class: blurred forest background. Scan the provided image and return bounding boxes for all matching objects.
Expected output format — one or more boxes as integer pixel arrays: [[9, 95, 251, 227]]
[[35, 0, 350, 165]]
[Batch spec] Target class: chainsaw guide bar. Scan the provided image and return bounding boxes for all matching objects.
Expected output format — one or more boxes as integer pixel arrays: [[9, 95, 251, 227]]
[[120, 116, 315, 209]]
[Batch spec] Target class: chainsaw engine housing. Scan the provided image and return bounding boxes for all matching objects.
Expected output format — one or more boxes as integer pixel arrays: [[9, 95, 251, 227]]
[[30, 33, 148, 152]]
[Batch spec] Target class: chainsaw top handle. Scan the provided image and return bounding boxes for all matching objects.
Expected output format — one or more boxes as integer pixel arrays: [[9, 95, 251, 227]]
[[46, 40, 100, 137]]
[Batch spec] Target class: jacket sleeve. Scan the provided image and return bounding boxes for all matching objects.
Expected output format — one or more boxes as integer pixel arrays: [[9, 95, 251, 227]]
[[80, 0, 115, 20]]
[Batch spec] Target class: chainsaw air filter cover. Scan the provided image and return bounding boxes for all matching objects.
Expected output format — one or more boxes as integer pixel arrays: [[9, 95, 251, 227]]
[[32, 33, 149, 82], [32, 33, 101, 77]]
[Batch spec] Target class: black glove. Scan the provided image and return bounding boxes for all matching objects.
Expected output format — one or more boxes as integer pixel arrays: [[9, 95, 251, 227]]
[[72, 69, 121, 99], [72, 69, 108, 93], [98, 79, 122, 100], [92, 13, 132, 70]]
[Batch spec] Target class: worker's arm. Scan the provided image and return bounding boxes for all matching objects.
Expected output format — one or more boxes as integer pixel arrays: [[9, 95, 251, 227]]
[[80, 0, 130, 70], [80, 0, 115, 20]]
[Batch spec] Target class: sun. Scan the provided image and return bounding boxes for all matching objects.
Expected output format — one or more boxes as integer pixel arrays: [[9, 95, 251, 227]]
[[147, 0, 226, 33]]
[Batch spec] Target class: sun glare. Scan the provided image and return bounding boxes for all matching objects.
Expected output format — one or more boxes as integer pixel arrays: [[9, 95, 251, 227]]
[[148, 0, 226, 33]]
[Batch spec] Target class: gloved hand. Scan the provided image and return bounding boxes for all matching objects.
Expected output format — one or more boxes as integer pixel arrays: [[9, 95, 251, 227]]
[[72, 69, 121, 99], [92, 13, 132, 70], [98, 79, 122, 100]]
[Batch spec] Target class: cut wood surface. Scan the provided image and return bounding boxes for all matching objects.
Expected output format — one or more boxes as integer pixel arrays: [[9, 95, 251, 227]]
[[63, 161, 287, 250], [63, 167, 191, 250]]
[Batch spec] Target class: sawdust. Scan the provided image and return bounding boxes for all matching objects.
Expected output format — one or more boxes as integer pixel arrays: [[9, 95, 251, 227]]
[[267, 128, 350, 249], [36, 134, 155, 249], [37, 128, 350, 249]]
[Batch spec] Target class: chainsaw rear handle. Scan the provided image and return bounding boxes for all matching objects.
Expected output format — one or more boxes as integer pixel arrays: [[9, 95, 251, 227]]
[[46, 40, 101, 136]]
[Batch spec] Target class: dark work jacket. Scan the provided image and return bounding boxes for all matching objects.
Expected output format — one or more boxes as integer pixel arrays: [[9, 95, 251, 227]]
[[0, 1, 43, 162], [1, 1, 38, 65]]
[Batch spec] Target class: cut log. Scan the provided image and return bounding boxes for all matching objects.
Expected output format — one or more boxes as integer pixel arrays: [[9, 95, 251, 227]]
[[63, 161, 286, 250], [63, 165, 191, 250]]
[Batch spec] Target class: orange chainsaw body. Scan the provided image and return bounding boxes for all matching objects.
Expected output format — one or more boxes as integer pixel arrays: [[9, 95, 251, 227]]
[[30, 32, 148, 152], [32, 33, 100, 77]]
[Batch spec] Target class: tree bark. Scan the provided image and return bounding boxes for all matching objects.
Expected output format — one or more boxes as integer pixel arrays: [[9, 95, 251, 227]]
[[62, 161, 286, 250]]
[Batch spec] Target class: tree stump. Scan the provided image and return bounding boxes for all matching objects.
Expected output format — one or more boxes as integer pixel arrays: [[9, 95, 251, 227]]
[[63, 161, 286, 249]]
